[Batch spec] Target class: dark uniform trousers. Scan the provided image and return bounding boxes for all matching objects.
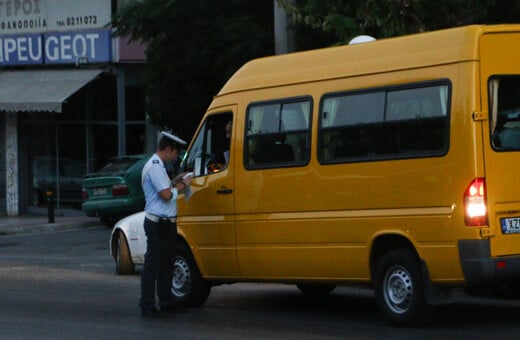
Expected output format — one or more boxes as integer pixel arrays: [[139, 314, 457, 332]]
[[140, 217, 177, 310]]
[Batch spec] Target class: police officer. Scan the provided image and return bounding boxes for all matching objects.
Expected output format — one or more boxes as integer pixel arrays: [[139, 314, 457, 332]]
[[140, 132, 190, 317]]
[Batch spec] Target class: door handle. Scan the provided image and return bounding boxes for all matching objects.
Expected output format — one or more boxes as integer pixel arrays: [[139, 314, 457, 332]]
[[216, 188, 233, 194]]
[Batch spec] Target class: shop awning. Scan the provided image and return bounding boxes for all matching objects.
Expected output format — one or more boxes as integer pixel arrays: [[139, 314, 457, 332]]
[[0, 69, 105, 113]]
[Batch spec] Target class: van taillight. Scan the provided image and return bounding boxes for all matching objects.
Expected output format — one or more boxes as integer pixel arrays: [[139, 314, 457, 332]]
[[464, 178, 488, 226], [112, 184, 129, 196]]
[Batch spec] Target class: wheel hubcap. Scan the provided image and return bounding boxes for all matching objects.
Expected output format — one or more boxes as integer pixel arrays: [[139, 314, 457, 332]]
[[384, 266, 413, 314], [172, 257, 191, 297]]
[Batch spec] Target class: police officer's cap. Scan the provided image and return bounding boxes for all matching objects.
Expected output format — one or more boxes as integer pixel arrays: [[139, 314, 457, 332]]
[[161, 131, 187, 145]]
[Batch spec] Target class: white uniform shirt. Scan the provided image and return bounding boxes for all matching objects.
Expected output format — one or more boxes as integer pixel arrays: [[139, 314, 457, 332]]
[[141, 153, 178, 217]]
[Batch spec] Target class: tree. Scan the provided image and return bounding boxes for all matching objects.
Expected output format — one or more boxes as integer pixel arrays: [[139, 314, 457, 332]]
[[277, 0, 520, 48], [112, 0, 274, 140]]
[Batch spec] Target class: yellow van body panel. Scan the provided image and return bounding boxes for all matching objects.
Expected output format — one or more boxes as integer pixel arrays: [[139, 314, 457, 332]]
[[226, 65, 480, 284], [177, 106, 239, 278], [178, 25, 520, 289], [218, 25, 482, 97], [479, 32, 520, 256]]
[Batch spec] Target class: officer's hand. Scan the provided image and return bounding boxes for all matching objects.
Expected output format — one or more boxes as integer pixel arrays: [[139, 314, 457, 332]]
[[172, 172, 186, 184]]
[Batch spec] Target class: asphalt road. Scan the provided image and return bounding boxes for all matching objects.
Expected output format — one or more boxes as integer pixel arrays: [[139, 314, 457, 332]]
[[1, 227, 520, 339]]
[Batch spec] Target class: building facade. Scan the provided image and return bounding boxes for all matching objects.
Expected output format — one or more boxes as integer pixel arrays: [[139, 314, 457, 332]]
[[0, 0, 154, 215]]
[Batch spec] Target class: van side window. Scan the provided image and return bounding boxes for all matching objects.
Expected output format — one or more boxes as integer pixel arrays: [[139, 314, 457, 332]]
[[182, 112, 233, 176], [319, 82, 450, 163], [245, 98, 311, 168], [490, 76, 520, 151]]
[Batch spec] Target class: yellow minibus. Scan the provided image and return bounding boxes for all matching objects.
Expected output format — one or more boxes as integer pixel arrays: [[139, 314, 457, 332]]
[[172, 25, 520, 325]]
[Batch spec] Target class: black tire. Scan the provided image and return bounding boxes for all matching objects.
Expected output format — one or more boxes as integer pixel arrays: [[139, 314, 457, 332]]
[[296, 284, 336, 297], [115, 232, 135, 275], [171, 242, 211, 307], [374, 248, 433, 326]]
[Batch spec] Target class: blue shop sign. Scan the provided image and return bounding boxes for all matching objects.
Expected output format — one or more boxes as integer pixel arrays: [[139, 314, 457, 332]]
[[0, 28, 111, 66], [44, 29, 111, 64], [0, 33, 42, 65]]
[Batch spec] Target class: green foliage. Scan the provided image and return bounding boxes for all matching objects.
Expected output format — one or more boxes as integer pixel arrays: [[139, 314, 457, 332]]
[[277, 0, 520, 46], [112, 0, 274, 140], [112, 0, 520, 140]]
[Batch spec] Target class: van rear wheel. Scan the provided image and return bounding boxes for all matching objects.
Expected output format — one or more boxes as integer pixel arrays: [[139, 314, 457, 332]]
[[374, 248, 433, 326]]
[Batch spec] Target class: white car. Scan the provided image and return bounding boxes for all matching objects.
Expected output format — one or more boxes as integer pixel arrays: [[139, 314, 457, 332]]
[[109, 211, 146, 274], [109, 211, 211, 306]]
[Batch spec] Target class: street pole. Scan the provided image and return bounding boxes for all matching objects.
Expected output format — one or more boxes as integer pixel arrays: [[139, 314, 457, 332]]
[[274, 0, 295, 55]]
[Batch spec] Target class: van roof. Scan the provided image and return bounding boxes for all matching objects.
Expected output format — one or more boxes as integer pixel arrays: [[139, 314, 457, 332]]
[[216, 24, 520, 97]]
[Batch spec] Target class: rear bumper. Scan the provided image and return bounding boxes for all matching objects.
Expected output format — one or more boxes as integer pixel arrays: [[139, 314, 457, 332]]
[[458, 239, 520, 287], [82, 198, 143, 218]]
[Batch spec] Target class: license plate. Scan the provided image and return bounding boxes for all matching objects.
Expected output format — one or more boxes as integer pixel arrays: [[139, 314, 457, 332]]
[[501, 217, 520, 234], [92, 187, 108, 196]]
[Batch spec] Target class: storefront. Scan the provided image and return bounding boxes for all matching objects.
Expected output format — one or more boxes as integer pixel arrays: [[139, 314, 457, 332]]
[[0, 0, 153, 215]]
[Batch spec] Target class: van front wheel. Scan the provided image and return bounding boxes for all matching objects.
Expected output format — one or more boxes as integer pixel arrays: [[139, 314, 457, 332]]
[[171, 242, 211, 307], [374, 248, 433, 326]]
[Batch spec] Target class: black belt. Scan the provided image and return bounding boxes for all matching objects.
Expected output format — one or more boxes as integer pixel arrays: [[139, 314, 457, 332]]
[[145, 213, 176, 223]]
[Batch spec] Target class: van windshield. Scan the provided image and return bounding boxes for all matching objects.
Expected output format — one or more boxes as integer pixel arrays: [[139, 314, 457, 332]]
[[490, 76, 520, 151]]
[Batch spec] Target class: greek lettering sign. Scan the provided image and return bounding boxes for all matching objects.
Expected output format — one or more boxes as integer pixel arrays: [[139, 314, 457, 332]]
[[0, 28, 112, 65], [0, 0, 111, 34]]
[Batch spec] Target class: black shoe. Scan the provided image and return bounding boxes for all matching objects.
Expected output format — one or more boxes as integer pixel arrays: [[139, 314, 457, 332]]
[[141, 307, 167, 318], [160, 304, 189, 314]]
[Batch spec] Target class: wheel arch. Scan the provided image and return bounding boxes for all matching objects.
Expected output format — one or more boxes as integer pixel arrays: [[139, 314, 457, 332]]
[[176, 234, 191, 254], [177, 230, 207, 277], [110, 227, 127, 260], [369, 232, 420, 279], [369, 232, 450, 307]]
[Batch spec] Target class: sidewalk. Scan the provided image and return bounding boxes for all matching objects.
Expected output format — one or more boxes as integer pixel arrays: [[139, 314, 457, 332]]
[[0, 207, 103, 236]]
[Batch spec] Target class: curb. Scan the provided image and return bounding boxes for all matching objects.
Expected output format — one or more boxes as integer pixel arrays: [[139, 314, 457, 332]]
[[0, 218, 103, 236]]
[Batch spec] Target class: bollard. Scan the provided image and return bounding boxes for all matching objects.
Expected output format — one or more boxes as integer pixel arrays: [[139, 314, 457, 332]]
[[46, 190, 55, 223]]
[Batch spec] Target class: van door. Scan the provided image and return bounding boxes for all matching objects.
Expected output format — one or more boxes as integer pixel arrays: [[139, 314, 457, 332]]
[[177, 108, 238, 277], [480, 33, 520, 257]]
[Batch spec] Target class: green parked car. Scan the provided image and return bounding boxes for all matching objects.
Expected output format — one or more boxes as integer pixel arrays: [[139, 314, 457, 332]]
[[82, 154, 150, 226]]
